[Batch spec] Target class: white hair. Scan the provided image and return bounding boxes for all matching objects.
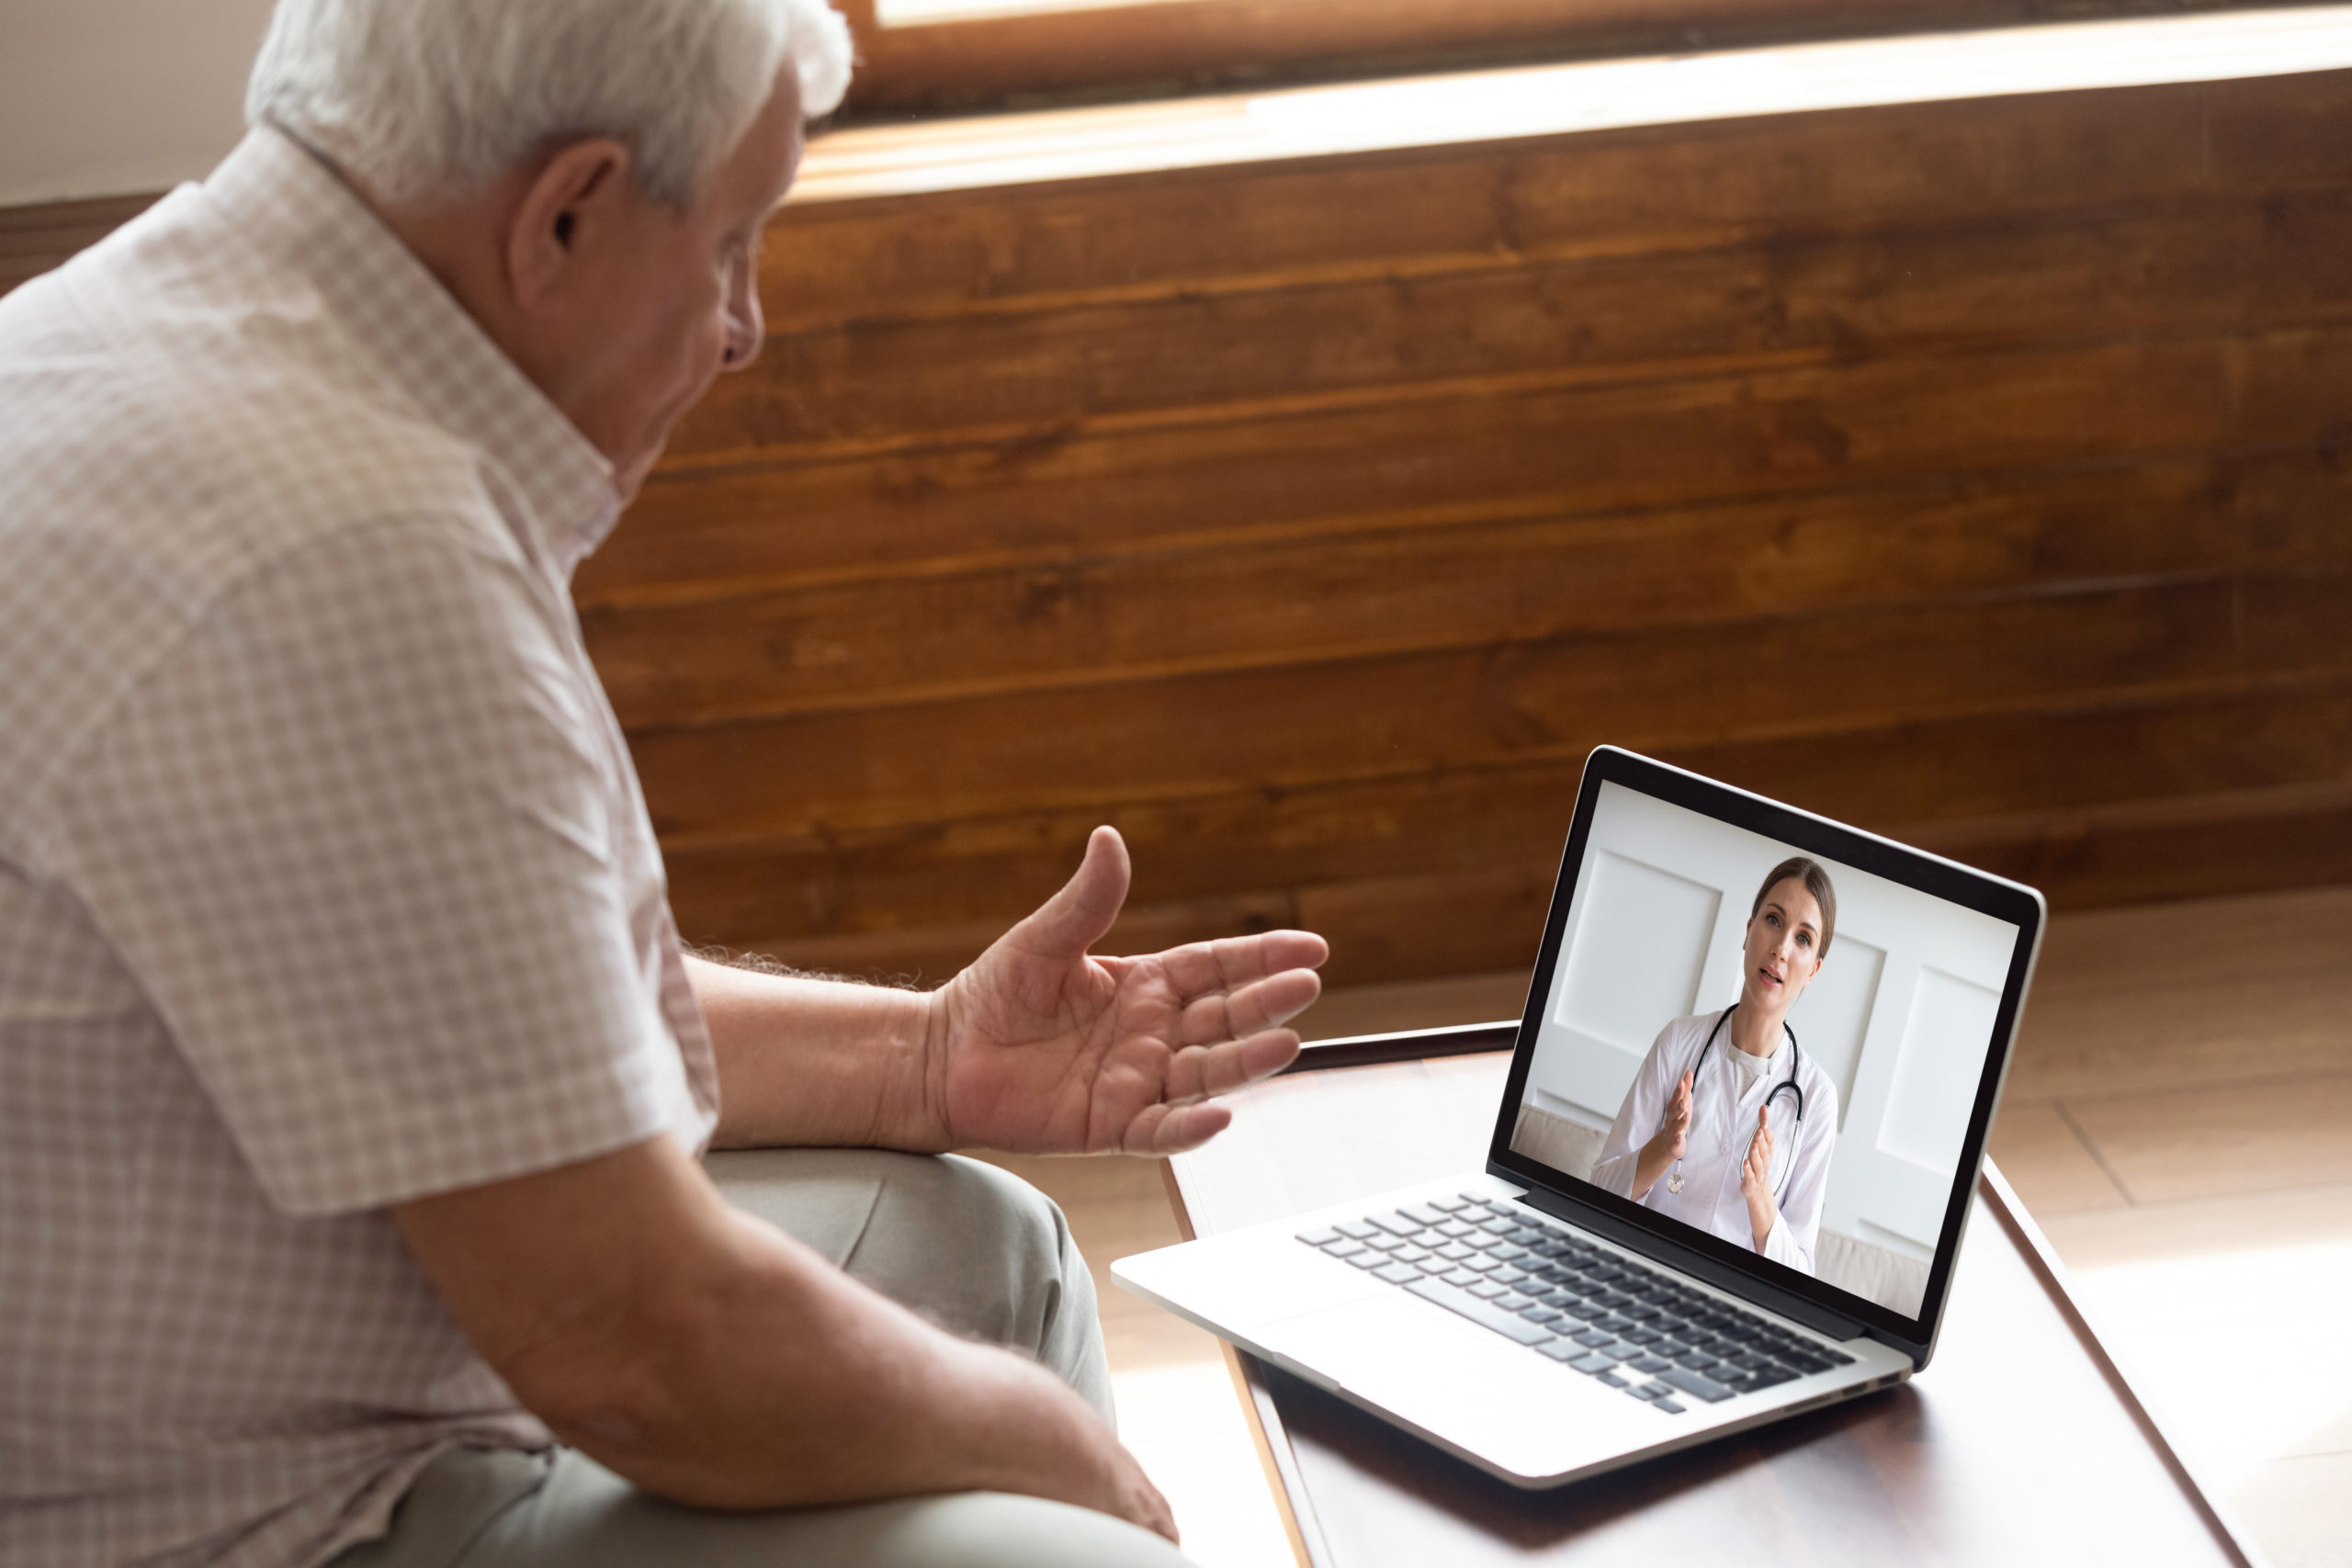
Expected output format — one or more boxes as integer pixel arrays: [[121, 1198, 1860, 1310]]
[[246, 0, 853, 207]]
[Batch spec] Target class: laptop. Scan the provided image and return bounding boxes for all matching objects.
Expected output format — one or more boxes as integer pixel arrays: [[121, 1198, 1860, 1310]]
[[1112, 745, 2045, 1487]]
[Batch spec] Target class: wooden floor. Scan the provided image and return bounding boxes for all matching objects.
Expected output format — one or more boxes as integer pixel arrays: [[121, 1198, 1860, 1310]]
[[978, 881, 2352, 1567]]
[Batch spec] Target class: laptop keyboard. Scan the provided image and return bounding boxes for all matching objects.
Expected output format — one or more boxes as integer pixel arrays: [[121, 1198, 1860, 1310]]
[[1296, 1192, 1855, 1416]]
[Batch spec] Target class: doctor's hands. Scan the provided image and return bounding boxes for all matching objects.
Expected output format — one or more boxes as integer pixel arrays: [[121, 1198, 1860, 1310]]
[[1740, 1105, 1781, 1251], [1630, 1070, 1695, 1199], [922, 827, 1329, 1156]]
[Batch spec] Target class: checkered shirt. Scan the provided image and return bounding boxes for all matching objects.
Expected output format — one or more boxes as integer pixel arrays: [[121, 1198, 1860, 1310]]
[[0, 128, 721, 1568]]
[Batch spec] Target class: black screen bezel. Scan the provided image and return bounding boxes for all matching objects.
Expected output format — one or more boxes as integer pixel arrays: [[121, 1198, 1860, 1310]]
[[1486, 746, 2045, 1360]]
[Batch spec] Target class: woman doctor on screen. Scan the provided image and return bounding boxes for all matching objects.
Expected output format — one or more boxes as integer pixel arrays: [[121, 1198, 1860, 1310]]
[[1589, 858, 1842, 1275]]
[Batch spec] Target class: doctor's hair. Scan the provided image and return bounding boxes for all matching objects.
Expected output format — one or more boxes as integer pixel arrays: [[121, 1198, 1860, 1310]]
[[246, 0, 854, 209], [1751, 857, 1837, 959]]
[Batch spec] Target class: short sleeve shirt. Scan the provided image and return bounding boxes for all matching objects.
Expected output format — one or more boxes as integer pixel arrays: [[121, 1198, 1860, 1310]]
[[0, 129, 720, 1568]]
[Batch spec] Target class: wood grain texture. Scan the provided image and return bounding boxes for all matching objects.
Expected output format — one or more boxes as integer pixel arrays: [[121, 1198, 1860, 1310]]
[[616, 67, 2350, 981], [10, 57, 2346, 990], [757, 70, 2348, 332]]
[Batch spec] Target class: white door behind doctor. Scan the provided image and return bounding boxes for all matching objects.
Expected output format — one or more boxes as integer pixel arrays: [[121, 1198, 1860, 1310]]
[[1523, 783, 2018, 1262]]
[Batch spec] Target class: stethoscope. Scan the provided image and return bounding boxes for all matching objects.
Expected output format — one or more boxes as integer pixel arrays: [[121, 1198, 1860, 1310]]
[[1665, 1004, 1804, 1201]]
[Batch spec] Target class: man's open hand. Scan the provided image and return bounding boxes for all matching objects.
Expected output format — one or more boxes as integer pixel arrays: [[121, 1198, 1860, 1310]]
[[924, 827, 1328, 1156]]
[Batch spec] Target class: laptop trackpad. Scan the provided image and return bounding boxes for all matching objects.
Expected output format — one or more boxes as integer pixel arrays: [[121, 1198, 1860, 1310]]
[[1256, 1293, 1643, 1476]]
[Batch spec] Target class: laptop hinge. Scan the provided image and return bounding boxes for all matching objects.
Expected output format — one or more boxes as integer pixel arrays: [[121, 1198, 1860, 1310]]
[[1508, 1179, 1870, 1342]]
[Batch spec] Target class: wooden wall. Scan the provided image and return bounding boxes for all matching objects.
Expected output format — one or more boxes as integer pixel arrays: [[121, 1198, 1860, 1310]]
[[10, 69, 2348, 991], [588, 67, 2352, 987]]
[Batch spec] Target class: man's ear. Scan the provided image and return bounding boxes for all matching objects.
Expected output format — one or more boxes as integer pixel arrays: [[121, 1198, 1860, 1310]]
[[505, 138, 634, 313]]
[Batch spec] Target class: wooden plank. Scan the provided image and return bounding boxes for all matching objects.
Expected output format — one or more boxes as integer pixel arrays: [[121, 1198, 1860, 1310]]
[[583, 451, 2352, 727], [596, 329, 2348, 598], [659, 677, 2352, 948], [628, 565, 2352, 844], [658, 311, 2347, 473], [715, 776, 2352, 987], [764, 72, 2352, 329], [698, 191, 2352, 455]]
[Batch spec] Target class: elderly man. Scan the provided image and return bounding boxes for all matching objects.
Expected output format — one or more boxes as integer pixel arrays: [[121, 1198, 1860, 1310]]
[[0, 2, 1328, 1565]]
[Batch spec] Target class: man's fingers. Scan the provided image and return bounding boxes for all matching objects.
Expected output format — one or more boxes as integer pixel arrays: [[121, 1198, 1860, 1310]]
[[1155, 929, 1329, 1000], [1123, 1099, 1237, 1156], [1005, 826, 1131, 962], [1178, 967, 1322, 1045], [1164, 1029, 1302, 1103]]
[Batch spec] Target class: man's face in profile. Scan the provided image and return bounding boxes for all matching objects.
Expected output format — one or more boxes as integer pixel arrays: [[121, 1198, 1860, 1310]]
[[566, 68, 806, 501]]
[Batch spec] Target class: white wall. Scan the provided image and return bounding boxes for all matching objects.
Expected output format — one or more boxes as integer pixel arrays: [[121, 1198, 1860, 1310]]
[[1523, 781, 2018, 1263], [1, 0, 277, 205]]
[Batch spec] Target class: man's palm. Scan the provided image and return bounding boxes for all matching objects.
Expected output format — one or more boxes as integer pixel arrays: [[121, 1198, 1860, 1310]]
[[931, 828, 1327, 1156]]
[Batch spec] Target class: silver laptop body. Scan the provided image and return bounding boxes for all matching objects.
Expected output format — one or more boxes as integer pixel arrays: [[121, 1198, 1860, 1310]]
[[1114, 745, 2045, 1488]]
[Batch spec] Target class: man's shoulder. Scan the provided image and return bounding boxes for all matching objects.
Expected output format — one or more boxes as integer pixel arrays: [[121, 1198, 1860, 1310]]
[[0, 204, 527, 860], [0, 186, 496, 560]]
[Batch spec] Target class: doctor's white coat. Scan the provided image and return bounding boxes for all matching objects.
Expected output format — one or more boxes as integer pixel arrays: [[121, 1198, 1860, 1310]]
[[1589, 1010, 1840, 1275]]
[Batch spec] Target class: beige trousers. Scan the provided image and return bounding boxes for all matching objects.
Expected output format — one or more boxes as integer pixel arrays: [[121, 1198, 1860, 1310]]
[[329, 1150, 1192, 1568]]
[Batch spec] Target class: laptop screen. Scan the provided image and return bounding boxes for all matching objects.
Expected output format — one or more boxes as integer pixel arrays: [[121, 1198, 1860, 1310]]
[[1494, 750, 2041, 1342]]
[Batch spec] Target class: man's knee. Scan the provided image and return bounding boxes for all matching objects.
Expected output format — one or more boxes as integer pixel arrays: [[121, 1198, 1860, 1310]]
[[854, 1153, 1087, 1348], [707, 1147, 1092, 1359]]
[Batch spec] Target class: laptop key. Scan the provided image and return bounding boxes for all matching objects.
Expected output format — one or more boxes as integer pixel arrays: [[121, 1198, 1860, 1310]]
[[1347, 1250, 1389, 1269], [1572, 1327, 1612, 1348], [1492, 1292, 1534, 1313], [1536, 1338, 1583, 1361], [1334, 1221, 1377, 1240], [1296, 1228, 1340, 1246], [1430, 1195, 1472, 1212], [1603, 1341, 1646, 1361], [1403, 1278, 1557, 1345], [1521, 1306, 1564, 1325], [1596, 1370, 1630, 1389], [1654, 1399, 1687, 1415], [1400, 1203, 1448, 1226], [1631, 1356, 1673, 1375], [1320, 1239, 1366, 1258], [1637, 1382, 1678, 1402], [1415, 1258, 1453, 1276], [1657, 1367, 1737, 1404], [1441, 1269, 1481, 1287], [1468, 1280, 1508, 1300], [1568, 1354, 1616, 1376], [1746, 1365, 1802, 1391], [1372, 1262, 1420, 1285], [1367, 1211, 1422, 1236]]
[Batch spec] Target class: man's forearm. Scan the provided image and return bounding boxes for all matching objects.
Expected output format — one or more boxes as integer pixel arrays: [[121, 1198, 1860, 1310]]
[[398, 1137, 1156, 1528], [686, 953, 945, 1150], [552, 1205, 1125, 1514]]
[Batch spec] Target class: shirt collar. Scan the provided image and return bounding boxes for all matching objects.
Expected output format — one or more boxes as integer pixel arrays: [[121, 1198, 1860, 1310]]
[[201, 126, 621, 579]]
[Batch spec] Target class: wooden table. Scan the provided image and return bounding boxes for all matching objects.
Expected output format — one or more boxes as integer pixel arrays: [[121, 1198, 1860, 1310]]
[[1160, 1029, 2266, 1568]]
